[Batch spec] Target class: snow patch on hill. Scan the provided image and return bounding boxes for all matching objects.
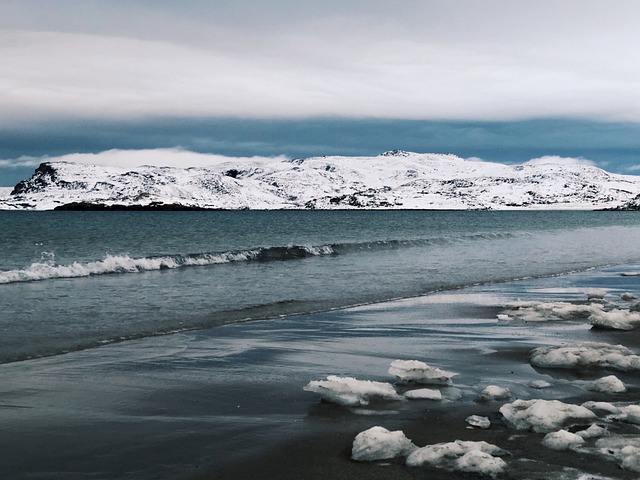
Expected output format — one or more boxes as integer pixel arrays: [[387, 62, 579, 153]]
[[3, 151, 640, 210]]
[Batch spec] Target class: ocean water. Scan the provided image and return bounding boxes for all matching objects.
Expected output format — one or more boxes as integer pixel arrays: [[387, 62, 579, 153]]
[[1, 210, 640, 364]]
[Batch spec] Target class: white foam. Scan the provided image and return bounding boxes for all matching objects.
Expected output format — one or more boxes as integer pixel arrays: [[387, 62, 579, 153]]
[[500, 399, 597, 433], [587, 375, 626, 393], [388, 359, 458, 386], [351, 426, 416, 461], [589, 309, 640, 330], [404, 388, 442, 401], [406, 440, 507, 475], [531, 342, 640, 371], [303, 375, 401, 407], [541, 429, 585, 450]]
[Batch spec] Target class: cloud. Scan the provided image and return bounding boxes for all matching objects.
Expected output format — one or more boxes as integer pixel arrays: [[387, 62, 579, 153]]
[[2, 1, 640, 124], [0, 148, 289, 170], [524, 156, 595, 167]]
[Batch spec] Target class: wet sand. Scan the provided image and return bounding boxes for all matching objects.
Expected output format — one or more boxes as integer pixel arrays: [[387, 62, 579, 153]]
[[2, 265, 640, 479]]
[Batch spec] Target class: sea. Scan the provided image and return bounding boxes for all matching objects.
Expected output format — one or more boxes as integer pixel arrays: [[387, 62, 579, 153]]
[[3, 210, 640, 479], [1, 210, 640, 365]]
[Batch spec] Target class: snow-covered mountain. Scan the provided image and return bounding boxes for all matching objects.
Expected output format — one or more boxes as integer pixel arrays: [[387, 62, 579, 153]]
[[3, 151, 640, 210]]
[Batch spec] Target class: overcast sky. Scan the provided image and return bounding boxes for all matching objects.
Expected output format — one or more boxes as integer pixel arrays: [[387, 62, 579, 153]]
[[2, 0, 640, 185]]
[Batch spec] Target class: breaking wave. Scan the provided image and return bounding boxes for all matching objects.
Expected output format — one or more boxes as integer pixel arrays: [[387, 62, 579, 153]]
[[0, 232, 518, 285]]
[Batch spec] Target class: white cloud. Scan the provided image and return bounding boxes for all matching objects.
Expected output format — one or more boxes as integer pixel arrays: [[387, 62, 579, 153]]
[[524, 156, 595, 167], [0, 149, 289, 170], [1, 1, 640, 123]]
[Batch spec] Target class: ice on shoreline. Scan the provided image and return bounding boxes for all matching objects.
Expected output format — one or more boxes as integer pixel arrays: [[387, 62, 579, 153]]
[[303, 375, 402, 407], [500, 399, 597, 432], [589, 309, 640, 330], [531, 342, 640, 371], [351, 426, 416, 461], [388, 359, 458, 386], [404, 388, 442, 401], [541, 429, 585, 450], [477, 385, 511, 402], [406, 440, 507, 475], [499, 301, 602, 322], [587, 375, 626, 393], [466, 415, 491, 429]]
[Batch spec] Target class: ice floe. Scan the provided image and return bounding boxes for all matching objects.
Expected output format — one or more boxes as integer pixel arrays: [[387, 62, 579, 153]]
[[531, 342, 640, 371], [404, 388, 442, 401], [466, 415, 491, 429], [351, 426, 416, 461], [528, 379, 553, 389], [589, 308, 640, 330], [576, 424, 609, 439], [499, 399, 597, 432], [478, 385, 511, 401], [499, 301, 602, 322], [406, 440, 507, 475], [388, 359, 458, 386], [582, 401, 621, 415], [586, 375, 626, 393], [621, 292, 638, 301], [585, 289, 608, 300], [541, 429, 585, 450], [303, 375, 402, 407], [596, 436, 640, 473], [610, 405, 640, 425]]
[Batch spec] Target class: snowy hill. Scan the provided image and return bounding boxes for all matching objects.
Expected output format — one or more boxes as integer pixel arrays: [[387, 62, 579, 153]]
[[2, 151, 640, 210]]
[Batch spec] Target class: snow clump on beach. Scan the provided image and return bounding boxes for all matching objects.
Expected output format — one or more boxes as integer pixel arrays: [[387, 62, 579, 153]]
[[585, 289, 608, 300], [388, 359, 458, 385], [404, 388, 442, 401], [478, 385, 511, 401], [303, 375, 402, 407], [530, 342, 640, 371], [587, 375, 626, 393], [351, 426, 417, 461], [499, 399, 597, 432], [576, 424, 609, 439], [621, 292, 637, 301], [596, 436, 640, 473], [499, 301, 602, 322], [589, 309, 640, 330], [541, 429, 585, 450], [528, 379, 552, 389], [406, 440, 507, 475], [466, 415, 491, 429]]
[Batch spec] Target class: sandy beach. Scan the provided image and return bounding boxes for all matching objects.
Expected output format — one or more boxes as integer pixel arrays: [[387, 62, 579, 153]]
[[2, 264, 640, 479]]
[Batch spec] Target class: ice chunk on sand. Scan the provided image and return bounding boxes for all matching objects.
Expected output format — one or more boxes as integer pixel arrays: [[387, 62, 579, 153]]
[[303, 375, 401, 407], [528, 379, 553, 389], [590, 309, 640, 330], [404, 388, 442, 401], [587, 375, 626, 393], [612, 405, 640, 425], [466, 415, 491, 429], [500, 301, 602, 322], [576, 424, 609, 439], [406, 440, 507, 475], [500, 399, 597, 433], [597, 436, 640, 473], [389, 359, 458, 385], [585, 288, 608, 300], [478, 385, 511, 401], [531, 342, 640, 371], [621, 292, 638, 301], [582, 401, 621, 415], [542, 429, 585, 450], [351, 426, 416, 461]]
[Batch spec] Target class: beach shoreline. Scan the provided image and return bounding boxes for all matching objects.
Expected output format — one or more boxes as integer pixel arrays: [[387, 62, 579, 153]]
[[1, 264, 640, 479]]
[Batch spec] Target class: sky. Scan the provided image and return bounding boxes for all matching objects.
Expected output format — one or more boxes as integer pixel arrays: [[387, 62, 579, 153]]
[[2, 0, 640, 185]]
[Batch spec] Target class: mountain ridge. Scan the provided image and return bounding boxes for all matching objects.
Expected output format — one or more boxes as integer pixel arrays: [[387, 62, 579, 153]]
[[2, 151, 640, 211]]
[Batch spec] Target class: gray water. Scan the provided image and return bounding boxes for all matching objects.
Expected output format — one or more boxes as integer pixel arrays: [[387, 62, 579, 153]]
[[1, 210, 640, 363]]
